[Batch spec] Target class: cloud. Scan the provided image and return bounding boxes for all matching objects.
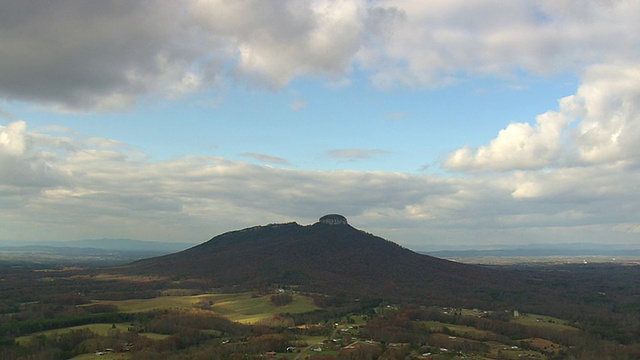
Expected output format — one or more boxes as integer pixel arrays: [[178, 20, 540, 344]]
[[0, 1, 220, 112], [0, 0, 368, 112], [192, 0, 366, 88], [444, 62, 640, 171], [571, 63, 640, 164], [444, 107, 572, 171], [0, 121, 27, 156], [2, 2, 640, 248], [358, 0, 640, 88], [2, 121, 640, 248], [0, 122, 452, 242], [4, 1, 639, 111], [0, 121, 66, 188], [289, 100, 308, 111], [328, 148, 390, 160], [240, 152, 291, 165]]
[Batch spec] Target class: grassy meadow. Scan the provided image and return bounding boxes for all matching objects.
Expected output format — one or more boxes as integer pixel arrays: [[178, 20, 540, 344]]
[[91, 292, 320, 323], [511, 313, 578, 331], [15, 292, 318, 348], [15, 323, 169, 346]]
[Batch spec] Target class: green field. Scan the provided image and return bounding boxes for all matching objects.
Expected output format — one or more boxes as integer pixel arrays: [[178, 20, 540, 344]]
[[511, 313, 578, 331], [15, 323, 169, 345], [15, 292, 318, 347], [92, 292, 320, 323], [421, 320, 496, 339]]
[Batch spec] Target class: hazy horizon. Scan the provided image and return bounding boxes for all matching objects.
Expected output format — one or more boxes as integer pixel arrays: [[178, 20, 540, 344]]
[[2, 232, 640, 254]]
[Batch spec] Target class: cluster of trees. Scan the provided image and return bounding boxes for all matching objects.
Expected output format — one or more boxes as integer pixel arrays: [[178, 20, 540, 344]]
[[143, 309, 250, 337], [363, 306, 638, 359], [270, 292, 293, 306], [0, 288, 133, 339]]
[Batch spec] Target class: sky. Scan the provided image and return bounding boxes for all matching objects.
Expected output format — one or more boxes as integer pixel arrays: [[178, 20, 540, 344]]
[[1, 0, 640, 250]]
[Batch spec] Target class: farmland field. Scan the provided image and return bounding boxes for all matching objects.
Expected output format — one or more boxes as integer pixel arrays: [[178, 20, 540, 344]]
[[15, 323, 169, 345], [421, 320, 495, 339], [511, 313, 578, 331], [91, 292, 320, 323]]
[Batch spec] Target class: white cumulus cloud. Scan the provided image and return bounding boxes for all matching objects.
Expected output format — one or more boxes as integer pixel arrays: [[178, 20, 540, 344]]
[[3, 121, 639, 248], [191, 0, 366, 88], [0, 121, 66, 188], [444, 63, 640, 171]]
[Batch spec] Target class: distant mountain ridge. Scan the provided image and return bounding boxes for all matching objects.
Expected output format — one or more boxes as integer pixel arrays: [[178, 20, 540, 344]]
[[0, 239, 197, 265], [0, 239, 196, 253], [424, 243, 640, 258]]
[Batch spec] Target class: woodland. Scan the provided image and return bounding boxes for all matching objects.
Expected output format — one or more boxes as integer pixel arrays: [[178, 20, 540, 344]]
[[1, 260, 640, 359]]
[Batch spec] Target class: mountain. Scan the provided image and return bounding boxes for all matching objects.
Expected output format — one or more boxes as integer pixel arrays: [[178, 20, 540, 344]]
[[127, 215, 524, 305]]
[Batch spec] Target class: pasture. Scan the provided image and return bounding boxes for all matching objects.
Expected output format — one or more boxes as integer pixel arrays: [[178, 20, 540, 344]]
[[511, 313, 578, 331], [91, 292, 319, 323], [15, 292, 318, 347], [421, 320, 495, 339], [15, 323, 169, 345]]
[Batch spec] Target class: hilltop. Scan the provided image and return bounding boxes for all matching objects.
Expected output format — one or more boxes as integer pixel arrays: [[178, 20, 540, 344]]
[[127, 215, 523, 307]]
